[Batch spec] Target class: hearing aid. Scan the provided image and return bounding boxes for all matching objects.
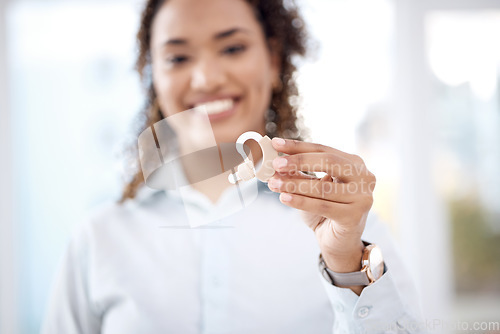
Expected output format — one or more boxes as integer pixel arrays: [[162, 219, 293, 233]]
[[228, 131, 279, 184]]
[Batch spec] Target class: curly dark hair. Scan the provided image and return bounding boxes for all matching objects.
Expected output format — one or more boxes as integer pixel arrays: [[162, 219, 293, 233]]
[[120, 0, 309, 202]]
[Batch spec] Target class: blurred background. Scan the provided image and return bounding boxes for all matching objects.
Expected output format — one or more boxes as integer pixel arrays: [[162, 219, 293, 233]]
[[1, 0, 499, 333]]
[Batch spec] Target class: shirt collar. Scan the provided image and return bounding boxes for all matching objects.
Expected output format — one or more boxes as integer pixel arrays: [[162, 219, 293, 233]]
[[133, 166, 268, 210]]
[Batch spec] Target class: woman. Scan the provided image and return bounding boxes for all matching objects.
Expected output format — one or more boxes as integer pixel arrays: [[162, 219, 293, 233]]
[[42, 0, 423, 333]]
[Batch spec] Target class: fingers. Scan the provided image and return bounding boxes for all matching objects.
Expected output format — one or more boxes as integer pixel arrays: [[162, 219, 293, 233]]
[[278, 191, 373, 224], [271, 137, 351, 159], [268, 138, 376, 220], [274, 170, 317, 181], [272, 152, 371, 182], [268, 175, 358, 204], [278, 192, 352, 221]]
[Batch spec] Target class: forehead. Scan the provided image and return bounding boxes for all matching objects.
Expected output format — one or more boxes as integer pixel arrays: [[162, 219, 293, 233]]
[[151, 0, 263, 46]]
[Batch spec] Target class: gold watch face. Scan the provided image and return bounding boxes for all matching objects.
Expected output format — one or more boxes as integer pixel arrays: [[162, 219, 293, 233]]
[[368, 246, 384, 280]]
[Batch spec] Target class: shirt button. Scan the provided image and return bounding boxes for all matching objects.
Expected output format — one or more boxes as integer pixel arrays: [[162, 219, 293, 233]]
[[335, 303, 344, 312], [357, 306, 370, 318]]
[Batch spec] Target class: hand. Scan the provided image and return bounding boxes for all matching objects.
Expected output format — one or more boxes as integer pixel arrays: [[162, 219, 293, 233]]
[[267, 138, 376, 279]]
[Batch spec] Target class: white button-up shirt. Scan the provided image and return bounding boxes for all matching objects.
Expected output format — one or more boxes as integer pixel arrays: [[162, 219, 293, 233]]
[[42, 178, 424, 334]]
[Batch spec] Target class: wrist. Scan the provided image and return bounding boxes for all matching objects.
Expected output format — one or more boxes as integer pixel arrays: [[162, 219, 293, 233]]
[[322, 239, 364, 273]]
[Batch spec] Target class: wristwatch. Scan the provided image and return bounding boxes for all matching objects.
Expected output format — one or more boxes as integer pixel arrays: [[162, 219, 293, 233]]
[[318, 242, 385, 287]]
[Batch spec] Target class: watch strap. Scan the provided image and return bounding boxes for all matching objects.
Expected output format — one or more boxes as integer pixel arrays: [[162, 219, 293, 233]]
[[318, 253, 372, 287], [324, 267, 370, 286]]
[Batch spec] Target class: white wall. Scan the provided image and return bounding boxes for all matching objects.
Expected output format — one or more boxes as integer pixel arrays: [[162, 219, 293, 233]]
[[393, 0, 453, 327], [0, 0, 19, 332]]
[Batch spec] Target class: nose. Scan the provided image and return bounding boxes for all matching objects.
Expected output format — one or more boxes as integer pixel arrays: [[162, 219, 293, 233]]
[[190, 56, 226, 92]]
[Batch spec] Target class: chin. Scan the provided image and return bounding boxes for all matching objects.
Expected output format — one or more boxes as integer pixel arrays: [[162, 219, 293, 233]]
[[210, 114, 266, 144], [212, 130, 241, 145]]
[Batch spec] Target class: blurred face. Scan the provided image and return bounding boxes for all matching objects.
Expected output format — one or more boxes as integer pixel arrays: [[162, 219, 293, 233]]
[[150, 0, 280, 145]]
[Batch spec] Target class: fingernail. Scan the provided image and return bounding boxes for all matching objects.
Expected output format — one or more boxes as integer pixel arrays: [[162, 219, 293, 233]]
[[268, 177, 283, 189], [272, 137, 286, 146], [274, 157, 288, 169], [280, 193, 292, 202]]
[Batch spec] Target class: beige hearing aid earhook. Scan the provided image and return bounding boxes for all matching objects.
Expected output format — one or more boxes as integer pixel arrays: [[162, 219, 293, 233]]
[[228, 131, 279, 184]]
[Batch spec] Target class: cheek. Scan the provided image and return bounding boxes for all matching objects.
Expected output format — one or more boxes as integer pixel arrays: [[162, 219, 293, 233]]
[[234, 54, 274, 108], [152, 65, 184, 118], [249, 68, 273, 119]]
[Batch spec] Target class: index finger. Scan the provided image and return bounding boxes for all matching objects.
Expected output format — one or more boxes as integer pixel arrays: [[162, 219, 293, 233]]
[[271, 137, 352, 159], [273, 152, 364, 182]]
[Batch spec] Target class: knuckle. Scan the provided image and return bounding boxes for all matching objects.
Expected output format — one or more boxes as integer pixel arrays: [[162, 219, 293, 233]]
[[325, 154, 339, 173], [288, 180, 300, 193], [351, 154, 364, 164], [290, 139, 301, 149], [320, 180, 333, 196], [318, 200, 330, 213], [359, 193, 374, 209], [363, 170, 376, 191], [293, 194, 303, 206], [316, 143, 328, 152], [294, 154, 304, 170], [283, 156, 294, 170], [325, 153, 336, 165]]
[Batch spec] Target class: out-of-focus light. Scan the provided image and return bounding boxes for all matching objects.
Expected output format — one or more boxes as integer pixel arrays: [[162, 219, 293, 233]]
[[426, 11, 500, 100], [469, 55, 497, 101], [298, 0, 393, 151]]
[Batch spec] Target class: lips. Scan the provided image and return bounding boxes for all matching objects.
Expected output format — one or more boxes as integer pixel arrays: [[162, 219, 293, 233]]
[[194, 98, 234, 115], [189, 96, 241, 122]]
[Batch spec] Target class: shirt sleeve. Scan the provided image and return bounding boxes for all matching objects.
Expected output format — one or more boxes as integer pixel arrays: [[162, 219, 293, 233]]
[[41, 222, 101, 334], [319, 213, 425, 334]]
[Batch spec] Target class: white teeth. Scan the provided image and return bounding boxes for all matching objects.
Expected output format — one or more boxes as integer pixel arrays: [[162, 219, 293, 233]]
[[194, 99, 234, 115]]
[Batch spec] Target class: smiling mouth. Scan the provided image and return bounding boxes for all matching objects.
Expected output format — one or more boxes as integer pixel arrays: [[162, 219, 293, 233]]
[[194, 98, 236, 115]]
